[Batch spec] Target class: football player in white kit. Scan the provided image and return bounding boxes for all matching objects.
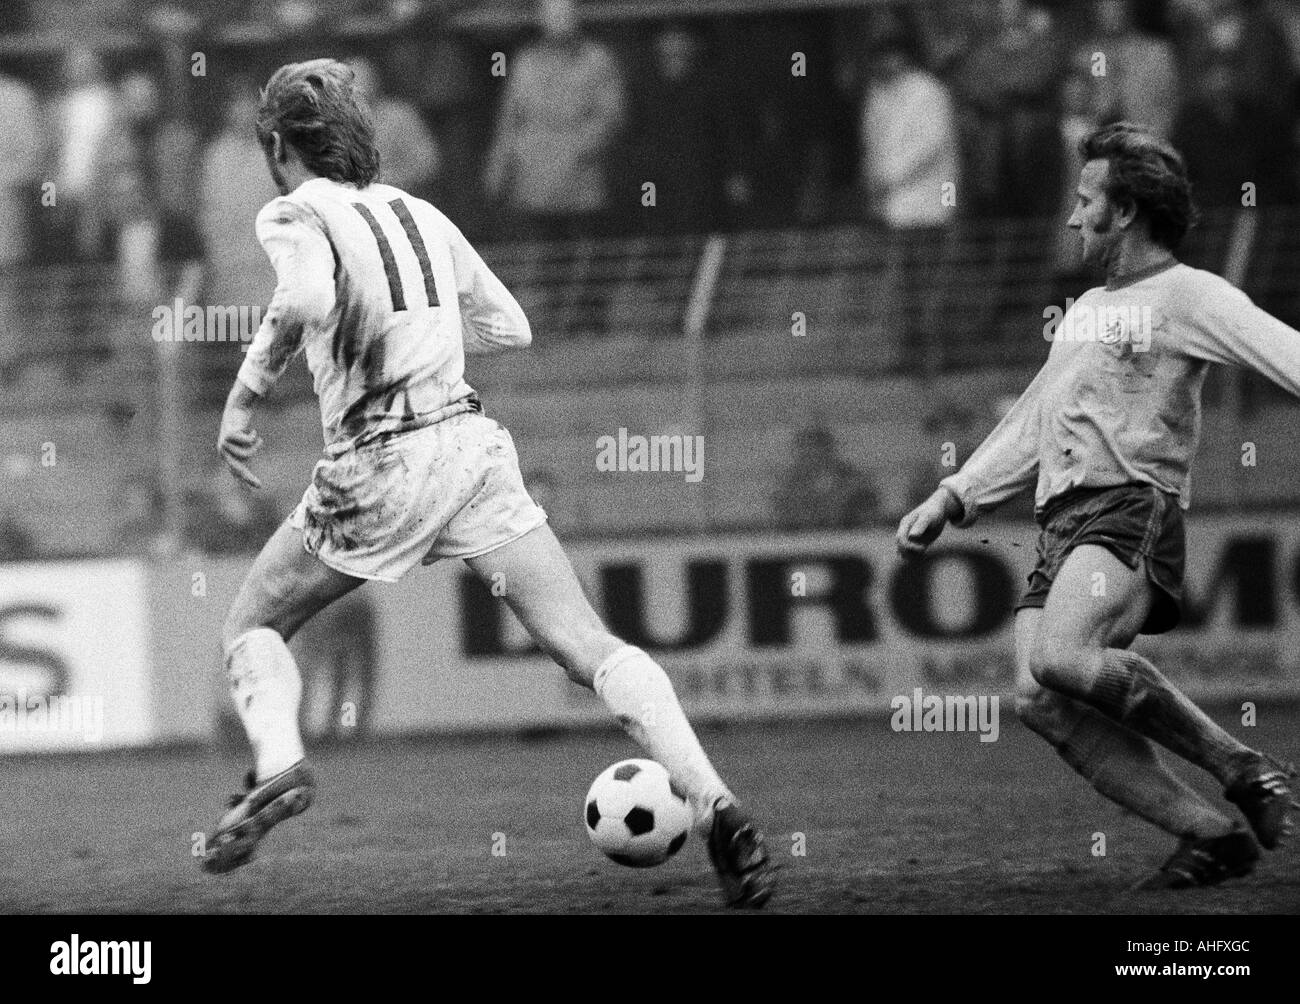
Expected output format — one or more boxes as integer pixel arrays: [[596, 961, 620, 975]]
[[202, 59, 773, 908]]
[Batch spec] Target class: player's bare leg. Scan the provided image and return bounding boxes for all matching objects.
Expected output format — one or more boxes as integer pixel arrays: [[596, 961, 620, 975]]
[[1014, 606, 1235, 840], [1012, 606, 1259, 887], [464, 522, 774, 907], [1027, 544, 1293, 884], [202, 518, 364, 874]]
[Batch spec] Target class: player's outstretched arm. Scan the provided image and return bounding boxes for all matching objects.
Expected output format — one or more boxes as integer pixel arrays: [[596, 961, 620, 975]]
[[218, 378, 264, 489], [930, 349, 1058, 535], [1183, 278, 1300, 400]]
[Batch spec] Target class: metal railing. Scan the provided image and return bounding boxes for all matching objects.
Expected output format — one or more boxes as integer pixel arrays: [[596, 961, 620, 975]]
[[1, 209, 1298, 557]]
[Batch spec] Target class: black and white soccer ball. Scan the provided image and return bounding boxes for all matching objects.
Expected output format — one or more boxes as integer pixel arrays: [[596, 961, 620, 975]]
[[583, 759, 692, 867]]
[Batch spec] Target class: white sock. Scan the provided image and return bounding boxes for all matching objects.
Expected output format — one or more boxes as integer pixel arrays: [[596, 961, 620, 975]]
[[226, 627, 306, 781], [593, 646, 732, 829]]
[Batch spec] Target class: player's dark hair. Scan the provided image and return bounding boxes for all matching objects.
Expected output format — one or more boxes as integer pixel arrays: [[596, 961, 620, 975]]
[[256, 59, 380, 186], [1079, 121, 1198, 250]]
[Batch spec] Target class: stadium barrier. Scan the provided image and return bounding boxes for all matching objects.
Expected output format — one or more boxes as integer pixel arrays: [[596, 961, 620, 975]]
[[0, 560, 156, 751], [1, 514, 1299, 752]]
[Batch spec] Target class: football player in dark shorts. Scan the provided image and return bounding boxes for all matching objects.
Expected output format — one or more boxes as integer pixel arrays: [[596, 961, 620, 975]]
[[898, 122, 1297, 890]]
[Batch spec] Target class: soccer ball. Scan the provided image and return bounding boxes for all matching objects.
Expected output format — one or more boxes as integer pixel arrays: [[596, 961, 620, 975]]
[[583, 759, 692, 867]]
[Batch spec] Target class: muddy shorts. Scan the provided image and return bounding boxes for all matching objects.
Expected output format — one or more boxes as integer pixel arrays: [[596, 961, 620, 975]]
[[292, 410, 548, 581]]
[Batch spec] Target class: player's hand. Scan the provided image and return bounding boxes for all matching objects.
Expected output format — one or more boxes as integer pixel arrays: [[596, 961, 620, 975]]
[[896, 488, 959, 555], [218, 406, 264, 489]]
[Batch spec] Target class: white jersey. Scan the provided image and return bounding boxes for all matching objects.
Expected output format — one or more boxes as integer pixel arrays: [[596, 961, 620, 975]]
[[237, 176, 531, 447], [942, 261, 1300, 525]]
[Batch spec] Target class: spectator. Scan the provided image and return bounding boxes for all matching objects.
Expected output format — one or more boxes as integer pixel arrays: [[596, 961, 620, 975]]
[[102, 78, 204, 373], [1272, 0, 1300, 71], [291, 591, 377, 742], [153, 104, 206, 309], [197, 77, 279, 393], [1172, 58, 1274, 209], [101, 72, 165, 304], [115, 475, 176, 558], [628, 24, 727, 234], [1051, 51, 1112, 282], [774, 424, 880, 530], [0, 509, 37, 561], [719, 17, 838, 228], [349, 57, 440, 196], [950, 0, 1065, 218], [0, 69, 42, 268], [200, 77, 278, 303], [860, 30, 959, 372], [1180, 0, 1295, 121], [483, 0, 627, 240], [0, 69, 43, 386], [0, 3, 31, 33], [1175, 0, 1297, 204], [1086, 0, 1181, 137], [904, 404, 987, 512], [390, 33, 487, 226], [52, 46, 116, 260], [859, 30, 959, 229], [154, 109, 201, 223]]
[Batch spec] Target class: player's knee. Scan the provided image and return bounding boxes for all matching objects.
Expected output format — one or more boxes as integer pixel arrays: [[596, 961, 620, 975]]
[[1027, 638, 1079, 691]]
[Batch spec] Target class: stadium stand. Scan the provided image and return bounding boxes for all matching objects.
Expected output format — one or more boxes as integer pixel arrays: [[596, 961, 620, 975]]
[[1, 205, 1299, 557], [1, 0, 1299, 557]]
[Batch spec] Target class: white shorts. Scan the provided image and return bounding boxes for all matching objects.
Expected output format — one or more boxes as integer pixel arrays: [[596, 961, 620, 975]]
[[291, 411, 548, 582]]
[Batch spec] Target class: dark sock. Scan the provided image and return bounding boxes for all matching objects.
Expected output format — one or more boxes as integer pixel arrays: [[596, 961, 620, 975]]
[[1022, 688, 1233, 840], [1057, 705, 1234, 840], [1086, 649, 1254, 786]]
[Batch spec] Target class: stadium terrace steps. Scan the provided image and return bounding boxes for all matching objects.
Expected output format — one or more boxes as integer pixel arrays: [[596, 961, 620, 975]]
[[7, 385, 1300, 557], [479, 364, 1043, 438], [481, 376, 930, 436], [470, 327, 901, 391]]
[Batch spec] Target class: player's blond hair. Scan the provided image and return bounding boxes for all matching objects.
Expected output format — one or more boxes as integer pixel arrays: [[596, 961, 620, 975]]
[[256, 58, 380, 186]]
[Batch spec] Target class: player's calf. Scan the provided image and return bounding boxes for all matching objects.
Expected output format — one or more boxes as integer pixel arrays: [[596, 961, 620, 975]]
[[1017, 685, 1238, 842], [1031, 644, 1254, 786]]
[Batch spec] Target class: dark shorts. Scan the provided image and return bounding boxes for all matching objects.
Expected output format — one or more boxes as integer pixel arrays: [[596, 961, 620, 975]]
[[1016, 483, 1185, 635]]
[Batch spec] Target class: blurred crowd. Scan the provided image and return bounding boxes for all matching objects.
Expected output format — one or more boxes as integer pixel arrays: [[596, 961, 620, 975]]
[[1, 0, 1298, 275], [1, 0, 1299, 556]]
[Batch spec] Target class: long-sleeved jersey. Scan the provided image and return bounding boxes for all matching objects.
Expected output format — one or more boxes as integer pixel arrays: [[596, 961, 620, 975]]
[[941, 260, 1300, 526], [237, 177, 531, 447]]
